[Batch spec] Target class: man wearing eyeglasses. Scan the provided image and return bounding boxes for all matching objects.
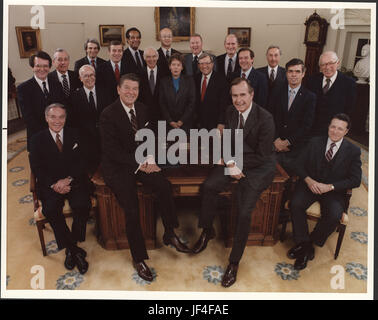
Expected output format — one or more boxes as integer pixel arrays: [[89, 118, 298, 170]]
[[17, 51, 66, 151], [157, 28, 181, 78], [307, 51, 356, 137], [194, 52, 230, 132], [70, 65, 111, 175]]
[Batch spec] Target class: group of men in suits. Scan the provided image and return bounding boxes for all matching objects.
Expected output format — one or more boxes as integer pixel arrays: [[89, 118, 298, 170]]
[[17, 26, 361, 286]]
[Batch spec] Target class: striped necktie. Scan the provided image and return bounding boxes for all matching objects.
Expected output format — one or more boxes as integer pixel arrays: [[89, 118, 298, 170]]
[[129, 109, 138, 135], [325, 142, 336, 162], [56, 133, 63, 152], [42, 81, 49, 97], [61, 74, 70, 97], [323, 78, 331, 94]]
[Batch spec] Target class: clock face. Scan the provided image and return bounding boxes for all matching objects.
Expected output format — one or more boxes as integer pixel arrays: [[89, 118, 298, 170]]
[[307, 21, 320, 42]]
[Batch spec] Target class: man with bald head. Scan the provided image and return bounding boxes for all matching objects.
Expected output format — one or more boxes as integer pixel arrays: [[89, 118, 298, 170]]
[[307, 51, 356, 137], [138, 47, 165, 130], [48, 48, 81, 99], [157, 27, 181, 77], [216, 34, 241, 81]]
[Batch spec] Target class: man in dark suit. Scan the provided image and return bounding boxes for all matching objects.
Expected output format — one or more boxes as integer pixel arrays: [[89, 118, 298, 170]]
[[192, 78, 276, 288], [307, 51, 356, 137], [74, 38, 106, 74], [96, 40, 132, 102], [256, 45, 286, 111], [17, 51, 66, 151], [159, 53, 196, 132], [231, 48, 269, 109], [100, 73, 191, 282], [288, 113, 361, 270], [271, 58, 316, 175], [48, 48, 81, 99], [194, 52, 230, 131], [138, 47, 164, 132], [183, 34, 216, 76], [70, 65, 111, 175], [216, 34, 241, 81], [157, 27, 180, 78], [29, 103, 91, 274], [121, 27, 145, 75]]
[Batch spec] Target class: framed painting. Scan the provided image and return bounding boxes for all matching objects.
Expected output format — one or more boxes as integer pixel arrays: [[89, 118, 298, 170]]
[[15, 26, 42, 58], [99, 25, 125, 46], [227, 27, 251, 47], [155, 7, 195, 41]]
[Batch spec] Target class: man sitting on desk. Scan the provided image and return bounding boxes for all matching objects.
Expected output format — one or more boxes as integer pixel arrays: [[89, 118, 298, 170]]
[[100, 73, 191, 282], [192, 77, 276, 288], [29, 103, 91, 274], [288, 113, 361, 270]]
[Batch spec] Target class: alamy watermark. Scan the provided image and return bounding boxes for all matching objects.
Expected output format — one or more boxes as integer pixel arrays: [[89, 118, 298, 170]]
[[135, 121, 244, 175]]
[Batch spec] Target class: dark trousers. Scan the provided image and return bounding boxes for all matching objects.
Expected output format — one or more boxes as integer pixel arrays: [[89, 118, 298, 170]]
[[290, 181, 345, 246], [105, 170, 178, 262], [200, 163, 275, 264], [41, 185, 91, 251]]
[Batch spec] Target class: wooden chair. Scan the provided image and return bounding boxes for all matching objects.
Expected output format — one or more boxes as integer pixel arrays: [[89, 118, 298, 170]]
[[30, 172, 97, 256], [279, 176, 352, 260]]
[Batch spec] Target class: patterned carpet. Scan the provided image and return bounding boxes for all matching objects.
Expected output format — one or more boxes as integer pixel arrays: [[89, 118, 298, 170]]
[[3, 131, 370, 298]]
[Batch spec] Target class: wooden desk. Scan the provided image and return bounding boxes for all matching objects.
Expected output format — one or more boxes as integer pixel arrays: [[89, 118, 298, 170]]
[[92, 164, 288, 250]]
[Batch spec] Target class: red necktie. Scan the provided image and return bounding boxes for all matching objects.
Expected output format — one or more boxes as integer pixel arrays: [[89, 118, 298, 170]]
[[201, 76, 207, 102], [91, 59, 96, 68], [242, 73, 246, 79], [114, 63, 120, 83]]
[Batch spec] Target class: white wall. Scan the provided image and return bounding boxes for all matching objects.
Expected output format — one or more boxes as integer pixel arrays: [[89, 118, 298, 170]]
[[7, 5, 371, 83]]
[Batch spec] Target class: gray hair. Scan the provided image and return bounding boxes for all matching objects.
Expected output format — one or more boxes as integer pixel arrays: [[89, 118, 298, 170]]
[[319, 51, 339, 65], [79, 64, 95, 77], [45, 103, 66, 116], [53, 48, 70, 60], [198, 52, 214, 63], [143, 47, 159, 59], [266, 45, 282, 55]]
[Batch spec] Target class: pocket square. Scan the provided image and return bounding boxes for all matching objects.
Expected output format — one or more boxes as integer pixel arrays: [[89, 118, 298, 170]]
[[144, 122, 149, 127], [72, 143, 78, 150]]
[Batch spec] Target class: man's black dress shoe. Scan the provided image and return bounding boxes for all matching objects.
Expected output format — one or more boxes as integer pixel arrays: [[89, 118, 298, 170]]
[[221, 263, 239, 288], [192, 229, 215, 254], [64, 249, 75, 270], [294, 246, 315, 270], [163, 234, 191, 253], [73, 252, 89, 274], [76, 246, 87, 258], [287, 243, 308, 259], [133, 260, 153, 282]]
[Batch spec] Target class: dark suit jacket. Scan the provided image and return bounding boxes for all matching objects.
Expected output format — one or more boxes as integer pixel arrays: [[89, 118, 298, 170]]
[[306, 71, 356, 137], [194, 71, 230, 130], [216, 53, 241, 80], [121, 48, 146, 75], [295, 136, 361, 193], [183, 52, 217, 76], [29, 127, 90, 197], [70, 85, 111, 173], [138, 66, 164, 126], [231, 68, 269, 109], [157, 47, 180, 78], [256, 65, 286, 88], [224, 103, 276, 170], [100, 100, 151, 180], [74, 56, 107, 74], [96, 60, 133, 102], [271, 83, 316, 152], [17, 77, 66, 151], [48, 70, 81, 97], [159, 74, 196, 130]]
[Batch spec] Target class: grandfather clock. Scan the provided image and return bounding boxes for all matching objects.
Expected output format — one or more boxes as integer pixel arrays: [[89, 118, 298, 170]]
[[304, 11, 329, 77]]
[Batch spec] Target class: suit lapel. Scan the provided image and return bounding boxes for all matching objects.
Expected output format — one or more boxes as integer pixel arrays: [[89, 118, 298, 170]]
[[243, 103, 256, 138], [331, 138, 348, 169], [288, 87, 304, 114]]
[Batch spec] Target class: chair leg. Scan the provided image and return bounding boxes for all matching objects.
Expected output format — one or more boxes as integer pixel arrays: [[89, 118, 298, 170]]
[[334, 224, 346, 260], [36, 221, 47, 256]]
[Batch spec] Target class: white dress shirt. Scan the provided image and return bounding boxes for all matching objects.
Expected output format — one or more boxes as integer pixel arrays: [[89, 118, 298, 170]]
[[83, 86, 97, 108], [34, 75, 49, 92], [224, 54, 237, 74], [325, 137, 343, 159], [56, 70, 71, 88], [322, 71, 338, 90]]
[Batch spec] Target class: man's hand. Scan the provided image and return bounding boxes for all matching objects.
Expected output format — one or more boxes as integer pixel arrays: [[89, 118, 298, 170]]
[[170, 121, 179, 128], [52, 178, 72, 194], [274, 138, 290, 152], [177, 120, 183, 127], [305, 177, 333, 194], [227, 162, 245, 180], [139, 163, 161, 174], [217, 124, 225, 136]]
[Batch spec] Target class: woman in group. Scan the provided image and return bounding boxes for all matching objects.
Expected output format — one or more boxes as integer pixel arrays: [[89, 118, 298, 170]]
[[159, 53, 196, 133]]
